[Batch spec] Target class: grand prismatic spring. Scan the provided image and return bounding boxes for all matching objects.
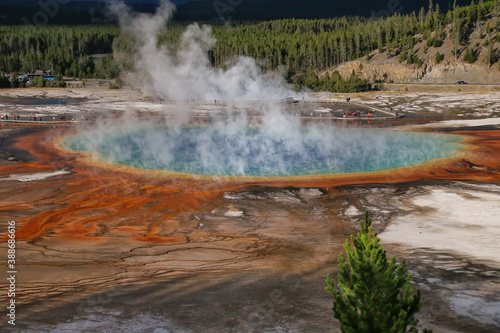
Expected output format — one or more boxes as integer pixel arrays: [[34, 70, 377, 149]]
[[64, 124, 463, 177]]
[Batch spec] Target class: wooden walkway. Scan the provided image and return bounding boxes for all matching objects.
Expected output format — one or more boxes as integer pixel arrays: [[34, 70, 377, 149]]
[[139, 97, 403, 119], [1, 97, 403, 123]]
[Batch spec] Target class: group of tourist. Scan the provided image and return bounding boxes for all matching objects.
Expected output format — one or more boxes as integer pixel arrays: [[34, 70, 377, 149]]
[[342, 112, 374, 118], [1, 114, 20, 120]]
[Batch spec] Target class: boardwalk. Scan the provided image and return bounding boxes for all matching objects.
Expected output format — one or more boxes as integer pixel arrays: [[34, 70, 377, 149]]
[[139, 97, 403, 119], [0, 97, 403, 124]]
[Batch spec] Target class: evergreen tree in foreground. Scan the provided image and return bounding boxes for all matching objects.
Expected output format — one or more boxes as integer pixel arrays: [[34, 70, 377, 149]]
[[326, 212, 431, 333]]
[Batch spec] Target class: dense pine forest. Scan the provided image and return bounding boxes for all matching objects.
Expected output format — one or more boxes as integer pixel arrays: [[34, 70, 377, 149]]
[[1, 0, 499, 92]]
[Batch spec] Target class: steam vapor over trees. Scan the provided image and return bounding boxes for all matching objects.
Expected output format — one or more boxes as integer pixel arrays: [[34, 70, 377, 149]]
[[325, 212, 431, 333]]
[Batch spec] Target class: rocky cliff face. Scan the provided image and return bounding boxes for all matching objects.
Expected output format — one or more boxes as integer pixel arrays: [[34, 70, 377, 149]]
[[332, 56, 500, 85], [330, 28, 500, 85], [420, 61, 500, 84], [332, 60, 425, 83]]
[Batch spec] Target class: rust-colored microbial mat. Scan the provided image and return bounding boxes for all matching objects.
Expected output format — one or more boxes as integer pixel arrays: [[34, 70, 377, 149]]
[[1, 126, 498, 242]]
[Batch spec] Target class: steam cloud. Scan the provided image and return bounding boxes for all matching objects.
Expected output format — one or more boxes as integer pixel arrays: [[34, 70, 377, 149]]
[[111, 0, 295, 101]]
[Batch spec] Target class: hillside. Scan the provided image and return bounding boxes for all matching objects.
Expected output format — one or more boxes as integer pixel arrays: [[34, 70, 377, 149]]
[[333, 21, 500, 84], [295, 1, 500, 91]]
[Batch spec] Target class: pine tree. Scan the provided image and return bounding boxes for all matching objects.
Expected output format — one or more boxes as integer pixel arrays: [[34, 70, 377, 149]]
[[453, 0, 459, 62], [435, 51, 444, 63], [495, 0, 500, 30], [486, 42, 496, 66], [467, 0, 477, 26], [478, 0, 486, 21], [325, 212, 429, 333], [463, 46, 476, 63], [428, 0, 435, 28]]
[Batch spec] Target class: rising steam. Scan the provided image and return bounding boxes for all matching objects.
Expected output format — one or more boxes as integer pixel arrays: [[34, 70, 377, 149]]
[[110, 0, 294, 101]]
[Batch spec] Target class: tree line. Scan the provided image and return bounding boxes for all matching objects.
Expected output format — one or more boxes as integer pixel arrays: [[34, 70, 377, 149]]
[[0, 25, 119, 80], [1, 1, 499, 91]]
